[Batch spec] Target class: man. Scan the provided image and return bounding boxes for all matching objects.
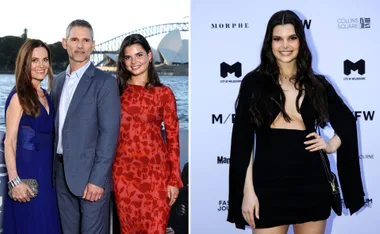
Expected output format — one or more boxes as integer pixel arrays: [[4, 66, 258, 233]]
[[51, 19, 121, 234]]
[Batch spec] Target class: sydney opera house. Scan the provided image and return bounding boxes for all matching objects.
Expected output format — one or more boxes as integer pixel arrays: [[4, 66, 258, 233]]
[[97, 29, 188, 76]]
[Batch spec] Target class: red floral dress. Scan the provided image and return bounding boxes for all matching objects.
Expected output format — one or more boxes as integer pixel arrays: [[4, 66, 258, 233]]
[[112, 84, 183, 234]]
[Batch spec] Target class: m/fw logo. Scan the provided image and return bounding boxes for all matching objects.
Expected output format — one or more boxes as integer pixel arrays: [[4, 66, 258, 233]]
[[343, 59, 366, 81], [217, 156, 230, 164], [302, 19, 312, 30], [220, 62, 242, 83], [354, 111, 375, 121], [212, 114, 235, 124]]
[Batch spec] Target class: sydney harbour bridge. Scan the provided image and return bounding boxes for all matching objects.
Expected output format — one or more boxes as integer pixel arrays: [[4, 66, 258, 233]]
[[91, 22, 189, 66]]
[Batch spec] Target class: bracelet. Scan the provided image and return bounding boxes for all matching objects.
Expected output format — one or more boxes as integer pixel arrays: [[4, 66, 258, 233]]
[[8, 176, 22, 190]]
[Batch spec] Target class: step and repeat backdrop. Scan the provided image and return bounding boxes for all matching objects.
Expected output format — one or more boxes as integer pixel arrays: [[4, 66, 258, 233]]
[[190, 0, 378, 233]]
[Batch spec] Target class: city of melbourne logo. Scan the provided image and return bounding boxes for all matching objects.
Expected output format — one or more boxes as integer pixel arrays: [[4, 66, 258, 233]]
[[220, 62, 242, 83], [337, 18, 371, 29], [343, 59, 366, 81], [218, 200, 229, 211]]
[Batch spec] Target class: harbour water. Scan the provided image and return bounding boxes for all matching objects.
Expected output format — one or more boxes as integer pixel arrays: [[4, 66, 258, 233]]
[[0, 74, 188, 167], [0, 74, 188, 130]]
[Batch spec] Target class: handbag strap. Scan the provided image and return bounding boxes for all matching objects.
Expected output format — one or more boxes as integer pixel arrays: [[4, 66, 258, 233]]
[[316, 127, 334, 183], [316, 126, 340, 195]]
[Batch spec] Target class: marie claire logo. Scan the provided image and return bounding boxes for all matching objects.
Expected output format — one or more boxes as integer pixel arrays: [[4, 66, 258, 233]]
[[212, 114, 235, 124], [343, 59, 366, 81], [359, 154, 375, 160], [337, 18, 371, 29], [218, 200, 229, 211], [354, 111, 375, 121], [217, 156, 230, 164], [211, 23, 249, 29]]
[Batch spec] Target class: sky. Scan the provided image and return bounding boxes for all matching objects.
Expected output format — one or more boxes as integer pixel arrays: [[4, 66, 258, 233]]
[[1, 0, 189, 48]]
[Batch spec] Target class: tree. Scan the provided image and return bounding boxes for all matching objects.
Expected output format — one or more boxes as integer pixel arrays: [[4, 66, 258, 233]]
[[48, 42, 68, 73], [21, 28, 28, 41], [0, 36, 24, 72]]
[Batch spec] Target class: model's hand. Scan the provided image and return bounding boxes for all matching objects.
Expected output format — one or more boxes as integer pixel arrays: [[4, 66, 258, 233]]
[[166, 227, 175, 234], [242, 190, 259, 229], [11, 182, 34, 203], [304, 132, 333, 153], [167, 185, 179, 206], [176, 204, 186, 216], [83, 183, 104, 202]]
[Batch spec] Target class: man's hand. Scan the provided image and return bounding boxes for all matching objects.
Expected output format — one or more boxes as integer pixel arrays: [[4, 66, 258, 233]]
[[82, 183, 104, 202]]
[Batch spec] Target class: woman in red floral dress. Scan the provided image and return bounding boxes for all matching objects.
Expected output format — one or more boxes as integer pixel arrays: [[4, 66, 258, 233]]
[[112, 34, 183, 234]]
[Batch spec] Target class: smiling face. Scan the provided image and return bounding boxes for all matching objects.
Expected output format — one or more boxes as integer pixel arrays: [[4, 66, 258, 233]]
[[62, 26, 95, 70], [30, 46, 49, 81], [123, 43, 152, 79], [271, 24, 300, 66]]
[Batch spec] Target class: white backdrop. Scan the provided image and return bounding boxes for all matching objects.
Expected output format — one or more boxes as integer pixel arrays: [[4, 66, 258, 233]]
[[190, 0, 379, 233]]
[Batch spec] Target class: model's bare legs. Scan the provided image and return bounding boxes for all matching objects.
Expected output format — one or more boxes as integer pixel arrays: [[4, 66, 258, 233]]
[[293, 220, 326, 234], [253, 225, 289, 234]]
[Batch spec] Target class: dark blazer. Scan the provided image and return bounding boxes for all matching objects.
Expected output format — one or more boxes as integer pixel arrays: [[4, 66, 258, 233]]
[[51, 63, 121, 196], [227, 71, 365, 230]]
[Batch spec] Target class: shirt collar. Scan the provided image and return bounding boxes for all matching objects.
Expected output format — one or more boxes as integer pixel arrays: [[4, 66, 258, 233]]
[[65, 60, 92, 79]]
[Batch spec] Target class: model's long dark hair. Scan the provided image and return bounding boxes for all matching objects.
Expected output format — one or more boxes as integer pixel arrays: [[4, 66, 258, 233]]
[[245, 10, 329, 128], [15, 39, 53, 117], [116, 34, 162, 94]]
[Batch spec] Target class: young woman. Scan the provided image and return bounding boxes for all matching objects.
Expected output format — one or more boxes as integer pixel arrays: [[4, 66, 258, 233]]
[[3, 39, 61, 233], [227, 10, 365, 234], [112, 34, 183, 234]]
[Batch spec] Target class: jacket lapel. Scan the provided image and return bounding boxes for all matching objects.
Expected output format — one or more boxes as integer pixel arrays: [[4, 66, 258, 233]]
[[54, 73, 66, 133], [63, 64, 95, 127]]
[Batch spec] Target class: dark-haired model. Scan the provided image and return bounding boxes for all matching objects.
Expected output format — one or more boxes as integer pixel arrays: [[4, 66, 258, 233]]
[[227, 10, 365, 234]]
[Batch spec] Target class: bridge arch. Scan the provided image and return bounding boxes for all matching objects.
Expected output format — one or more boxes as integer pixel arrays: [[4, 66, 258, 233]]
[[91, 22, 189, 65]]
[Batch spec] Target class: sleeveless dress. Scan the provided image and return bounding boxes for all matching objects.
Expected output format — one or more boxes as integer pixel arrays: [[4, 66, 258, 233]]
[[112, 84, 183, 234], [3, 89, 61, 234]]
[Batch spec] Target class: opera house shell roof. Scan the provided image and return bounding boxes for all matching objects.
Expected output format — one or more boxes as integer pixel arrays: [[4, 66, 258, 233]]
[[157, 29, 188, 65], [101, 29, 188, 66]]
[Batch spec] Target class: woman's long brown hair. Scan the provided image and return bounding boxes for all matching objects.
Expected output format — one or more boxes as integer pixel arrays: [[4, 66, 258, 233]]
[[14, 39, 53, 117]]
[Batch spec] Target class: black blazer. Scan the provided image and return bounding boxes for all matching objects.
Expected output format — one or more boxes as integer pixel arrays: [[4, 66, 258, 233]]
[[227, 71, 365, 230]]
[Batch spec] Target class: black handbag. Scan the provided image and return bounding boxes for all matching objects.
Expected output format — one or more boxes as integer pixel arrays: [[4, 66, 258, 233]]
[[318, 149, 342, 216]]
